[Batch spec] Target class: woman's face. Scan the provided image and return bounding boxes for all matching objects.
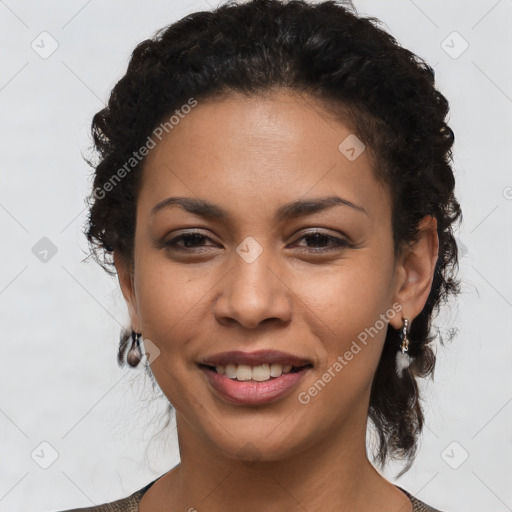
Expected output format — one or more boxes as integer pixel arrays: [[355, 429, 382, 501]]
[[117, 89, 416, 462]]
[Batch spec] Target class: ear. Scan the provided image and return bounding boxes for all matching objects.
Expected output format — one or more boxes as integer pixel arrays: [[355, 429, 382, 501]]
[[113, 249, 140, 332], [389, 215, 439, 330]]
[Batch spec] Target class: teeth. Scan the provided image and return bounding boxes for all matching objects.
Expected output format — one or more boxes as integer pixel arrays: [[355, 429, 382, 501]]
[[215, 363, 295, 381], [252, 364, 270, 381], [270, 363, 282, 377], [237, 364, 253, 381], [225, 363, 237, 378]]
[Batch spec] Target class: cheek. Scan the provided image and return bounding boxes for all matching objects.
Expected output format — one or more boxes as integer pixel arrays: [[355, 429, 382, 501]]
[[302, 251, 393, 320], [132, 257, 213, 410], [292, 274, 393, 417], [293, 252, 395, 372], [133, 253, 214, 357]]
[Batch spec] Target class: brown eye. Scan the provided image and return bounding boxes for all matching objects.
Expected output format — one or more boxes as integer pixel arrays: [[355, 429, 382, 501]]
[[294, 232, 351, 252], [165, 233, 217, 250]]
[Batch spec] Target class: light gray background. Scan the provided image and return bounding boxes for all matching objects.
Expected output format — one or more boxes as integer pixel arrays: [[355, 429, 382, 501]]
[[1, 1, 511, 511]]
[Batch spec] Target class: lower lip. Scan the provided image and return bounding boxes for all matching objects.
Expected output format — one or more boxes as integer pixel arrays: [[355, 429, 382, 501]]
[[199, 365, 311, 405]]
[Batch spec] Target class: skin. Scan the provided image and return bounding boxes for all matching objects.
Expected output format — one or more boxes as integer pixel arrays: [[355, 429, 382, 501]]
[[114, 89, 439, 512]]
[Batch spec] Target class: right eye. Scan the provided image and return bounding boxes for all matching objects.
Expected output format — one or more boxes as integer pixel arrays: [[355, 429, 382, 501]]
[[164, 233, 217, 251]]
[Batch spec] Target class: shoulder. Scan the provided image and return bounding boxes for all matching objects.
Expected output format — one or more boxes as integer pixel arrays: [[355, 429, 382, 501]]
[[397, 485, 449, 512], [52, 480, 154, 512]]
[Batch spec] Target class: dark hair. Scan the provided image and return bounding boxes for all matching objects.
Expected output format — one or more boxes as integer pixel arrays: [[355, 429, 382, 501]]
[[84, 0, 462, 476]]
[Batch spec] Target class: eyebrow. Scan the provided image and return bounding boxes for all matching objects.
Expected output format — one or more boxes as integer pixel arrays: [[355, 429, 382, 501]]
[[150, 195, 368, 221]]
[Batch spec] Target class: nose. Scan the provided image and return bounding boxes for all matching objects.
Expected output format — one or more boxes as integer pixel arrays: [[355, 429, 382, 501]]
[[213, 245, 292, 329]]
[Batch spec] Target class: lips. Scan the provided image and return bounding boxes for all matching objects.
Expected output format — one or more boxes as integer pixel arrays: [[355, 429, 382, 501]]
[[197, 350, 313, 405], [199, 349, 312, 368]]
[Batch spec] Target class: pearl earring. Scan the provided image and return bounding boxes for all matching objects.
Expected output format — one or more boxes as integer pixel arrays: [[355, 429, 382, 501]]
[[395, 318, 413, 377]]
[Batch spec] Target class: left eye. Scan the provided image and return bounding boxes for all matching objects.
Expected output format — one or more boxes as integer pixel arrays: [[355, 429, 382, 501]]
[[294, 232, 350, 252]]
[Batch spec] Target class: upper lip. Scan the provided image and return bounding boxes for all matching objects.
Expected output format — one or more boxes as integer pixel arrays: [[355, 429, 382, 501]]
[[199, 350, 313, 368]]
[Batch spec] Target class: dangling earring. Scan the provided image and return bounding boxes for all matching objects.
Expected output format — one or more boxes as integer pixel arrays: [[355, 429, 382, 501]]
[[395, 318, 413, 378], [127, 330, 142, 367]]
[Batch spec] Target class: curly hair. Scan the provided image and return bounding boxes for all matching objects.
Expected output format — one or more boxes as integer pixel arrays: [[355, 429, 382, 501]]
[[84, 0, 462, 476]]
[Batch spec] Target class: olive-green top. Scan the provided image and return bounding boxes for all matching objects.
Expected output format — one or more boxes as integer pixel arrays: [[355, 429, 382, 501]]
[[57, 478, 445, 512]]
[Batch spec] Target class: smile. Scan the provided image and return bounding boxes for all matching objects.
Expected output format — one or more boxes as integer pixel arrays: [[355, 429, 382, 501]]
[[197, 349, 313, 405], [211, 362, 296, 381]]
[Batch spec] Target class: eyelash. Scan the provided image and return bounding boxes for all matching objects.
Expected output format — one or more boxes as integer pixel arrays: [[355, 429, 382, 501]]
[[163, 231, 351, 253]]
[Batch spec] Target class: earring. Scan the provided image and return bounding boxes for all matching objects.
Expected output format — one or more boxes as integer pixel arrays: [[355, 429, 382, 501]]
[[395, 318, 413, 378], [127, 330, 142, 367]]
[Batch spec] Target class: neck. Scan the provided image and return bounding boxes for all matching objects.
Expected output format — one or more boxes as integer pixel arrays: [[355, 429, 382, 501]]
[[141, 411, 411, 512]]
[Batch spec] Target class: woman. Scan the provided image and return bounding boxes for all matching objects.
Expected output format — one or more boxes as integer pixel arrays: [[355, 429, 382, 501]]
[[62, 0, 461, 510]]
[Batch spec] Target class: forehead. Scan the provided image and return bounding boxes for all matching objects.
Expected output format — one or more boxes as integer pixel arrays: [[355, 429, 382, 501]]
[[138, 89, 391, 224]]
